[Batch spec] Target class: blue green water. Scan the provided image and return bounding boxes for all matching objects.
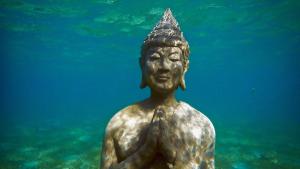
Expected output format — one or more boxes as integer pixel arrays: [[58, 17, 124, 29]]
[[1, 0, 299, 168]]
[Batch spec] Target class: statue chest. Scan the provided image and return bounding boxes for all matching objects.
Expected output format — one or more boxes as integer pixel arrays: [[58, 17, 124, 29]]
[[159, 111, 207, 162], [111, 108, 208, 164], [113, 119, 149, 160]]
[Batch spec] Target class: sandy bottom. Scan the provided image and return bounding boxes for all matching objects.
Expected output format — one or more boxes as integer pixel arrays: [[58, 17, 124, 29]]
[[0, 120, 299, 169]]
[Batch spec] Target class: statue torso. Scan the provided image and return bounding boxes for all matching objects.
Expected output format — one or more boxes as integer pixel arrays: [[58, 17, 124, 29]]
[[108, 101, 215, 169]]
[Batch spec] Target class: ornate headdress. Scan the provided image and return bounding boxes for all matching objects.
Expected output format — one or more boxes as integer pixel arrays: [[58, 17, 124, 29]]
[[142, 8, 190, 59]]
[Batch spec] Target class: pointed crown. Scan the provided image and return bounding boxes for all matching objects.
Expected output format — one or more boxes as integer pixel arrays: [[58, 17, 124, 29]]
[[142, 8, 190, 58]]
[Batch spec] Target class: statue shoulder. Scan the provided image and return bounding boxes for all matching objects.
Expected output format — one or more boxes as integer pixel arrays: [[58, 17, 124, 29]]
[[105, 104, 139, 135], [179, 101, 216, 140]]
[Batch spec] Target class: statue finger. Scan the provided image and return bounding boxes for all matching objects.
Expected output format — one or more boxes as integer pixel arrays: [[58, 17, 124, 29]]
[[151, 107, 162, 123]]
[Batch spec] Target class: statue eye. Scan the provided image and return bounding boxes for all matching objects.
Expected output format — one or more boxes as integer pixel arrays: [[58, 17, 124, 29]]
[[169, 53, 180, 62], [149, 53, 160, 60]]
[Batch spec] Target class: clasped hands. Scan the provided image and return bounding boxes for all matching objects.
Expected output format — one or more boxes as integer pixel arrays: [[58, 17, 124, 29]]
[[142, 107, 176, 164], [110, 107, 175, 169]]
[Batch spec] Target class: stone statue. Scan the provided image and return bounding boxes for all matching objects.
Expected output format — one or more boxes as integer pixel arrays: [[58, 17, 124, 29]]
[[100, 8, 215, 169]]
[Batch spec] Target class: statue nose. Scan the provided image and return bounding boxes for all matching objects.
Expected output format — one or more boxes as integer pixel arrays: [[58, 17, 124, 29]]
[[159, 58, 171, 71]]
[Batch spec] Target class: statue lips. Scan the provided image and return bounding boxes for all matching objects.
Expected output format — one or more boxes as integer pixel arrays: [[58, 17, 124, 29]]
[[156, 74, 170, 82]]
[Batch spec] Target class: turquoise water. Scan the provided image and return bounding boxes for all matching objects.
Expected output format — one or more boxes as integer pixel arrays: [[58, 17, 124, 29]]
[[1, 0, 299, 168]]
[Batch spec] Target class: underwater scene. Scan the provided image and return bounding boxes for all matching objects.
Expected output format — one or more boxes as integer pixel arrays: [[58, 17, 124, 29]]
[[1, 0, 299, 169]]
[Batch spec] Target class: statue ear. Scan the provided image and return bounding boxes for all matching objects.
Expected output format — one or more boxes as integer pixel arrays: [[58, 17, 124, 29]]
[[139, 57, 147, 89], [179, 74, 186, 90], [179, 60, 189, 90], [140, 74, 147, 89]]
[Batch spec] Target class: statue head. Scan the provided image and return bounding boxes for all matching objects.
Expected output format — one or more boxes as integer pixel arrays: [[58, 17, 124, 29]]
[[140, 8, 190, 93]]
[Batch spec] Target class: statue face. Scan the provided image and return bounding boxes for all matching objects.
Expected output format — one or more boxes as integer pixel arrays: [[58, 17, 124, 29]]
[[143, 46, 184, 93]]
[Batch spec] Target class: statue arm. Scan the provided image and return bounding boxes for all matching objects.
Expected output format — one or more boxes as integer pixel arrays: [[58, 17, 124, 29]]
[[201, 140, 215, 169], [100, 130, 117, 169], [203, 121, 216, 169]]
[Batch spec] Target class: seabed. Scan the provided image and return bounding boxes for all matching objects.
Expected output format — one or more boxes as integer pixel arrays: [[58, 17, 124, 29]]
[[0, 120, 299, 169]]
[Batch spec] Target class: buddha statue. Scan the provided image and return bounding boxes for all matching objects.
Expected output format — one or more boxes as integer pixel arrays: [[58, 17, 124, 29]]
[[100, 8, 215, 169]]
